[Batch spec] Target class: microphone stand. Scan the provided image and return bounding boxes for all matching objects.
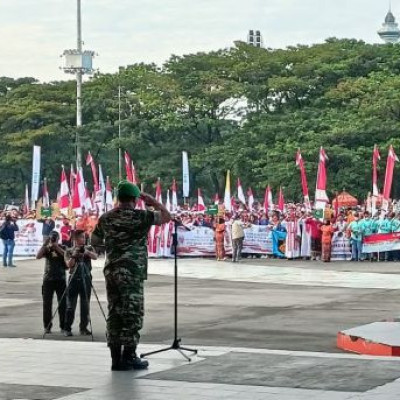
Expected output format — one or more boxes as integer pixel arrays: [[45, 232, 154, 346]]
[[141, 219, 198, 361]]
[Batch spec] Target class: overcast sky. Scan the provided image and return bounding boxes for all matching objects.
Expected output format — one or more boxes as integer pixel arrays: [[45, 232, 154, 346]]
[[0, 0, 395, 82]]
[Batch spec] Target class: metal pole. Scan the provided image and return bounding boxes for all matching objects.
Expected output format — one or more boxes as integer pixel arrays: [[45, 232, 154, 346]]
[[118, 86, 122, 181], [76, 0, 83, 167]]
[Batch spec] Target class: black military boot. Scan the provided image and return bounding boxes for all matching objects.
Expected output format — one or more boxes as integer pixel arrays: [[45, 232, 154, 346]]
[[122, 346, 149, 370], [110, 344, 132, 371]]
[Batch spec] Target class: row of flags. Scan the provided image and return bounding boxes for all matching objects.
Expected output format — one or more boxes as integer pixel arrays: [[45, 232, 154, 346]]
[[23, 145, 400, 217]]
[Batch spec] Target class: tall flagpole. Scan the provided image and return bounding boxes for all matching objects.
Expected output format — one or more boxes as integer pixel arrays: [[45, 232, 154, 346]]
[[118, 86, 122, 181], [76, 0, 83, 167]]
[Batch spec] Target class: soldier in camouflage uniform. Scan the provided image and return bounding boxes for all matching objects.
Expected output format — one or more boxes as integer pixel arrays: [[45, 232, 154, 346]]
[[91, 181, 171, 371]]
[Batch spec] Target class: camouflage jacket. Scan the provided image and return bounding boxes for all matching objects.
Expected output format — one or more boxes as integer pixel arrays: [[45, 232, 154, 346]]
[[91, 207, 161, 279]]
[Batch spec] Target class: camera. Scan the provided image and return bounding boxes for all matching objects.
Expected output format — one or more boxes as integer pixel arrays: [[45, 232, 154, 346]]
[[49, 232, 58, 243]]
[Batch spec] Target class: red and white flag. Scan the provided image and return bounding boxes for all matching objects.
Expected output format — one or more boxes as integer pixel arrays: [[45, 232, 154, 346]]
[[131, 162, 138, 184], [84, 186, 94, 212], [278, 187, 285, 212], [86, 151, 99, 191], [372, 145, 381, 197], [247, 188, 254, 210], [124, 151, 133, 182], [105, 176, 114, 211], [42, 178, 50, 208], [315, 147, 329, 210], [382, 145, 399, 210], [264, 185, 273, 212], [72, 168, 86, 214], [237, 178, 246, 204], [24, 184, 30, 216], [166, 189, 171, 212], [172, 179, 178, 211], [214, 193, 219, 205], [197, 188, 206, 212], [296, 150, 310, 210], [155, 178, 162, 203], [59, 166, 70, 211]]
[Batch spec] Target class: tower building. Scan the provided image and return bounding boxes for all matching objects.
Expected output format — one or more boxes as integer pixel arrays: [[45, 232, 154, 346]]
[[247, 30, 263, 48], [378, 8, 400, 43]]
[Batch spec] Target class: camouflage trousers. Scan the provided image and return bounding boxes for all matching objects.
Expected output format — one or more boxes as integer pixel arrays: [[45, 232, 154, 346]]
[[104, 266, 144, 347]]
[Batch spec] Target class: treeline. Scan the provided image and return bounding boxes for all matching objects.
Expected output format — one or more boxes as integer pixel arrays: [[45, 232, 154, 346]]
[[2, 38, 400, 203]]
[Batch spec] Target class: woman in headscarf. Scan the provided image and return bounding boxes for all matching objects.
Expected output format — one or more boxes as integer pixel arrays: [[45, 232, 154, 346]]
[[214, 217, 226, 261]]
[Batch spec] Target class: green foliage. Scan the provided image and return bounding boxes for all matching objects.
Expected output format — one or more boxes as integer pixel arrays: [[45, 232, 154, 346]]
[[2, 39, 400, 204]]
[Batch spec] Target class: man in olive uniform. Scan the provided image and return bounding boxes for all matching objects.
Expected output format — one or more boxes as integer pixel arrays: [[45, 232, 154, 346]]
[[91, 181, 171, 371]]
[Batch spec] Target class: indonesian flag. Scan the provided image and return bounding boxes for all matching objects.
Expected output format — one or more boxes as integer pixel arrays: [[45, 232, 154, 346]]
[[24, 184, 30, 216], [315, 147, 329, 210], [131, 162, 138, 184], [96, 164, 106, 214], [296, 149, 311, 210], [247, 188, 254, 210], [382, 145, 399, 210], [172, 179, 178, 211], [237, 178, 246, 204], [86, 151, 99, 191], [373, 144, 381, 197], [224, 170, 232, 212], [155, 178, 162, 203], [124, 151, 133, 182], [59, 166, 70, 211], [166, 189, 171, 212], [197, 188, 206, 212], [72, 168, 85, 214], [105, 176, 114, 211], [278, 187, 285, 212], [264, 185, 273, 212], [214, 193, 220, 205], [85, 186, 94, 212], [42, 178, 50, 208], [77, 168, 86, 208]]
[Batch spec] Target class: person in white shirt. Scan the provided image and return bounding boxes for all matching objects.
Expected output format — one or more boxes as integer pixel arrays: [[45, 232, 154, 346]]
[[231, 215, 250, 262]]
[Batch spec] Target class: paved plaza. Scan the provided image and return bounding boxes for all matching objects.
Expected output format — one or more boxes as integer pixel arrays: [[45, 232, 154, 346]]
[[1, 257, 400, 399]]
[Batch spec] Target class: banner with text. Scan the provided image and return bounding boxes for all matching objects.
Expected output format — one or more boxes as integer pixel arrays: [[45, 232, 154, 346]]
[[362, 232, 400, 253]]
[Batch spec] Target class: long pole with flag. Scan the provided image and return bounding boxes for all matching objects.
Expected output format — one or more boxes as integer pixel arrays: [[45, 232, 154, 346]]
[[247, 188, 254, 211], [382, 145, 399, 211], [86, 151, 99, 192], [182, 151, 190, 203], [172, 179, 178, 211], [224, 170, 232, 212], [372, 145, 381, 214], [124, 151, 133, 182], [24, 184, 30, 217], [42, 178, 50, 209], [315, 147, 329, 213], [59, 166, 70, 213], [237, 178, 246, 205], [296, 149, 311, 210], [197, 189, 206, 212]]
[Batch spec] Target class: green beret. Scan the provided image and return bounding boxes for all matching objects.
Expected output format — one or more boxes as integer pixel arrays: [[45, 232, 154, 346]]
[[117, 180, 141, 199]]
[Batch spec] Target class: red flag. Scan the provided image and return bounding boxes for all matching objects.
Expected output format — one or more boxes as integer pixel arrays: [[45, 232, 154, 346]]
[[124, 151, 133, 182], [70, 164, 76, 198], [155, 178, 162, 203], [315, 147, 329, 210], [372, 145, 381, 197], [59, 166, 70, 210], [214, 193, 219, 205], [264, 185, 273, 212], [278, 187, 285, 212], [296, 149, 310, 209], [86, 151, 99, 191], [131, 162, 139, 184], [237, 178, 246, 204], [383, 145, 399, 209], [197, 188, 206, 212]]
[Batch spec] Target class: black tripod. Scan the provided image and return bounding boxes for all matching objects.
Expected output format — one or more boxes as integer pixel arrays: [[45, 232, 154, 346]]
[[43, 256, 107, 341], [141, 219, 198, 361]]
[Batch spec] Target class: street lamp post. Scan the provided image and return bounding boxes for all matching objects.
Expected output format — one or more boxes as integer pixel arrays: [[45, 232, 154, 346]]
[[62, 0, 95, 167]]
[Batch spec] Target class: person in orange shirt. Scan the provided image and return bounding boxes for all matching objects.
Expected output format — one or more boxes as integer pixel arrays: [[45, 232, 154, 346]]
[[320, 219, 336, 262], [214, 217, 226, 261]]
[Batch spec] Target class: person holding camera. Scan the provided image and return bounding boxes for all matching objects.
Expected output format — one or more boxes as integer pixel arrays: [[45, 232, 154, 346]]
[[36, 231, 67, 334], [91, 181, 171, 371], [64, 230, 97, 337], [0, 214, 19, 267]]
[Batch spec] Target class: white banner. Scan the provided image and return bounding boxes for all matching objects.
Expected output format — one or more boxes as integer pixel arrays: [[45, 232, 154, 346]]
[[0, 219, 63, 257], [31, 145, 41, 208], [182, 151, 190, 198]]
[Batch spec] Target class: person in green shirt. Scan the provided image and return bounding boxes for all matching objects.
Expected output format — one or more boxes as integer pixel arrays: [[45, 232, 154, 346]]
[[359, 211, 377, 261], [348, 213, 363, 261]]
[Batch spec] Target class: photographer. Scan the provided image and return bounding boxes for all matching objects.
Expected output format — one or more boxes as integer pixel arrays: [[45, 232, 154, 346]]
[[36, 231, 67, 334], [64, 230, 97, 337], [0, 214, 19, 267]]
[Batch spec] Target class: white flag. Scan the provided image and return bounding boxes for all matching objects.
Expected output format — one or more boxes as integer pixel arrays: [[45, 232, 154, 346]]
[[182, 151, 190, 198]]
